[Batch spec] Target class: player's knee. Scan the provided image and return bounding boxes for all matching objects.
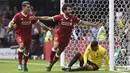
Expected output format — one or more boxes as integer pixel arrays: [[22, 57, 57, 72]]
[[53, 42, 59, 48], [19, 43, 24, 49]]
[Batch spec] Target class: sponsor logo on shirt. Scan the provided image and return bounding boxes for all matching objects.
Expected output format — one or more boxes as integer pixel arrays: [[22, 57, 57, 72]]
[[21, 21, 31, 25], [61, 21, 72, 26]]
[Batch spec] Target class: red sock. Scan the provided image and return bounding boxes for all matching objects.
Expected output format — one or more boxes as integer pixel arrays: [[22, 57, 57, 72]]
[[18, 51, 23, 64], [52, 54, 59, 64], [50, 51, 56, 62], [23, 54, 29, 66], [50, 48, 56, 62]]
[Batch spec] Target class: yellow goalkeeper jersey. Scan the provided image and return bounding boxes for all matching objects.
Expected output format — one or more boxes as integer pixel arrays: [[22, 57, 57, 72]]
[[83, 44, 109, 70]]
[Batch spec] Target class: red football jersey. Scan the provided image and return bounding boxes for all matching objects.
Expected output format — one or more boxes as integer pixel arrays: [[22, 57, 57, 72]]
[[12, 11, 38, 38], [53, 14, 81, 39]]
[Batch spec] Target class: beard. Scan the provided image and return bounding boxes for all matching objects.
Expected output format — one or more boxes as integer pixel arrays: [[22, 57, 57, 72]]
[[66, 13, 72, 17]]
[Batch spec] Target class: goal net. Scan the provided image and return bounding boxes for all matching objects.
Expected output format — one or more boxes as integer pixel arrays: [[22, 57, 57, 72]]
[[60, 0, 130, 71]]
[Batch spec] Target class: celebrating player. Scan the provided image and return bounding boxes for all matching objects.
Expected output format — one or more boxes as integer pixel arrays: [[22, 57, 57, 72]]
[[31, 4, 98, 72], [62, 40, 109, 72], [6, 1, 50, 72]]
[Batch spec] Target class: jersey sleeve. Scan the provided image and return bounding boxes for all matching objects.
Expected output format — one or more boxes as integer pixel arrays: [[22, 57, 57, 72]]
[[52, 14, 61, 21], [83, 44, 90, 64], [73, 16, 81, 24], [12, 14, 19, 24]]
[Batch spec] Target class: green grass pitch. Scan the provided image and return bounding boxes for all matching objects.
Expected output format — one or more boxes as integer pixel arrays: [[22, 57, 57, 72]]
[[0, 59, 129, 73]]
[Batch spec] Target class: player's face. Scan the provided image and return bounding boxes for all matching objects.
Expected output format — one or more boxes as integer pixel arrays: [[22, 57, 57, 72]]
[[23, 4, 31, 14], [92, 46, 98, 51], [65, 7, 73, 17]]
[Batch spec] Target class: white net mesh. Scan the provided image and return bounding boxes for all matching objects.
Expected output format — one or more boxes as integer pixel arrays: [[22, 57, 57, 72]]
[[62, 0, 130, 70], [114, 0, 130, 68]]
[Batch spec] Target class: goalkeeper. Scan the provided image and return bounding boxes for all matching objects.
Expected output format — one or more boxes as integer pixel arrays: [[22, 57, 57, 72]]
[[62, 40, 109, 72]]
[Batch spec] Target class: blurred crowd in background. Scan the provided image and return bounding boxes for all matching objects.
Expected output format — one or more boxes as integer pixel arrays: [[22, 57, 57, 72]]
[[0, 6, 17, 48]]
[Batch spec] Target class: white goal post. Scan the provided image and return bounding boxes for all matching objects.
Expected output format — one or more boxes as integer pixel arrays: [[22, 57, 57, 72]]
[[109, 0, 115, 71], [60, 0, 65, 67]]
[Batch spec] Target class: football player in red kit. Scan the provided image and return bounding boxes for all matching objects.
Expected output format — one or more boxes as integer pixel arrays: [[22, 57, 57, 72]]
[[6, 1, 50, 72], [31, 4, 98, 72]]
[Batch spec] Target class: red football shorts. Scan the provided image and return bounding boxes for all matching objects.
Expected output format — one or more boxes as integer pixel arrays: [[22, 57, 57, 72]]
[[15, 34, 31, 50], [54, 34, 70, 52]]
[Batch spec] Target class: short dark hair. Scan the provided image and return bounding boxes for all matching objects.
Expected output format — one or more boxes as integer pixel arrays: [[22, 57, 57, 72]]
[[91, 40, 98, 49], [22, 1, 30, 7], [62, 4, 72, 12]]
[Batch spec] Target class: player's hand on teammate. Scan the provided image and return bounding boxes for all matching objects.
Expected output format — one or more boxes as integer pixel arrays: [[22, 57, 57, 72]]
[[29, 16, 37, 20], [5, 27, 12, 33]]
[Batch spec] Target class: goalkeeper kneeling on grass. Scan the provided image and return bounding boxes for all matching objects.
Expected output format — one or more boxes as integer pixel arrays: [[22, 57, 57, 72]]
[[62, 40, 109, 72]]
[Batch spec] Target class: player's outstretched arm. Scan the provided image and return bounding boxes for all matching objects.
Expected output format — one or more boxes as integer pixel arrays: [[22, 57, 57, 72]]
[[6, 21, 17, 33], [37, 21, 51, 30], [31, 16, 53, 21], [79, 20, 98, 26]]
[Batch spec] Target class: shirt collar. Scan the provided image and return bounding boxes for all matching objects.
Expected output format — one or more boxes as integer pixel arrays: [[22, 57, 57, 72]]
[[21, 11, 28, 17], [63, 14, 70, 20]]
